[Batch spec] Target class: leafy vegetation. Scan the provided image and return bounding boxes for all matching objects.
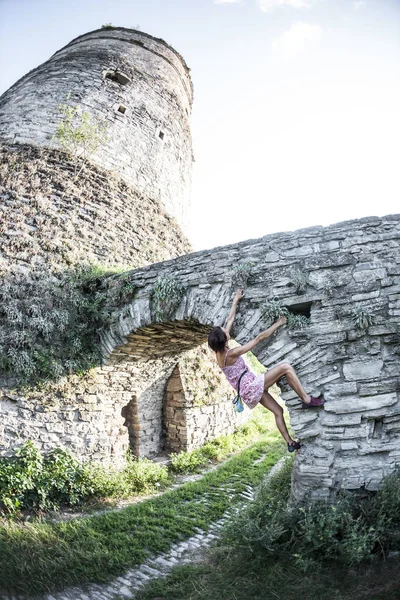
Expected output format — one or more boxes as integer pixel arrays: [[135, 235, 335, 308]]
[[352, 304, 375, 330], [290, 267, 309, 293], [53, 95, 108, 177], [225, 461, 400, 569], [0, 406, 276, 515], [135, 462, 400, 600], [230, 261, 254, 288], [0, 264, 137, 384], [261, 299, 310, 330], [170, 407, 274, 473], [0, 438, 284, 595], [151, 275, 185, 321], [0, 441, 169, 516]]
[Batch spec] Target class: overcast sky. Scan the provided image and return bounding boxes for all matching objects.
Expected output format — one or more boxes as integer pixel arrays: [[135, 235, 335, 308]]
[[1, 0, 399, 251]]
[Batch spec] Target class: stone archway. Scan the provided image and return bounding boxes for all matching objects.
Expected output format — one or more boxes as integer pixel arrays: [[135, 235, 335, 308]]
[[101, 215, 400, 500]]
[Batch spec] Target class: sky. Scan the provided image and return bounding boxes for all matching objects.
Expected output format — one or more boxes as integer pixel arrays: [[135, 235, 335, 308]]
[[0, 0, 399, 251]]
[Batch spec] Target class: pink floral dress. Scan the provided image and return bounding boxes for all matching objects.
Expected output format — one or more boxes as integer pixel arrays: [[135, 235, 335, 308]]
[[220, 349, 265, 409]]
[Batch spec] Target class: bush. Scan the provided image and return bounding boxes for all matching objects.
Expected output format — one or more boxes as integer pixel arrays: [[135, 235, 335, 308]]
[[0, 441, 95, 513], [0, 441, 169, 515], [0, 264, 137, 384], [230, 262, 254, 289], [224, 461, 400, 570]]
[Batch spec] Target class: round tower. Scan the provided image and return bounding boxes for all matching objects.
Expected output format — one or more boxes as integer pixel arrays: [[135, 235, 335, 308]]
[[0, 27, 193, 229]]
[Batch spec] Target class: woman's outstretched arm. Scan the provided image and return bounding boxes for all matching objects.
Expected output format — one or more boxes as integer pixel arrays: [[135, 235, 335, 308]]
[[228, 316, 287, 359], [224, 289, 244, 335]]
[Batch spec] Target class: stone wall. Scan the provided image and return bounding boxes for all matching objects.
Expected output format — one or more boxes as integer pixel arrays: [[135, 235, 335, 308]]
[[0, 358, 175, 465], [164, 350, 249, 453], [0, 143, 191, 270], [0, 28, 193, 229], [99, 214, 400, 499]]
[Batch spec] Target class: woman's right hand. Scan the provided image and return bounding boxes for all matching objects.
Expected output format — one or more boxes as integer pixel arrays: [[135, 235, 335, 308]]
[[276, 315, 287, 327], [234, 289, 244, 302]]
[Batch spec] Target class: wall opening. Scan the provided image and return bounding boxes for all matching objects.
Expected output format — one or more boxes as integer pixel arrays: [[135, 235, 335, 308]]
[[285, 301, 312, 318], [159, 130, 165, 140], [105, 70, 131, 85], [117, 105, 127, 115], [372, 419, 384, 439]]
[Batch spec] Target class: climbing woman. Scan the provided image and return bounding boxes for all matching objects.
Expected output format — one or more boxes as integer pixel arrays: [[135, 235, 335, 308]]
[[208, 289, 324, 452]]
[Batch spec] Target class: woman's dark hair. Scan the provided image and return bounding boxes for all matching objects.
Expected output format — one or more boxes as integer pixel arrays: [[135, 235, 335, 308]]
[[208, 326, 227, 353]]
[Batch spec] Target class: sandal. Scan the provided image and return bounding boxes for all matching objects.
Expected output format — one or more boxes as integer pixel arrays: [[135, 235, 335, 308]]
[[287, 440, 301, 452], [302, 395, 324, 408]]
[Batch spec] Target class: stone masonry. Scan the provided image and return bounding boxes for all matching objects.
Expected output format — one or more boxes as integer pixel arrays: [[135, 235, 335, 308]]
[[164, 354, 248, 453], [0, 26, 240, 466], [0, 27, 193, 229], [97, 214, 400, 500]]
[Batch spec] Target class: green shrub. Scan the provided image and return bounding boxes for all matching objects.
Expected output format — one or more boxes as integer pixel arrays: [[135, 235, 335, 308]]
[[151, 276, 185, 321], [0, 441, 169, 515], [53, 95, 108, 177], [261, 300, 289, 324], [287, 313, 310, 330], [290, 268, 309, 293], [230, 262, 254, 289], [0, 264, 137, 384], [261, 300, 310, 330], [169, 449, 206, 473], [169, 407, 275, 474], [0, 441, 94, 513], [224, 462, 400, 570]]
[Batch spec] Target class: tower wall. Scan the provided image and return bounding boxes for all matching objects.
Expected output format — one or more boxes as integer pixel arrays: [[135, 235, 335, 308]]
[[0, 28, 193, 229]]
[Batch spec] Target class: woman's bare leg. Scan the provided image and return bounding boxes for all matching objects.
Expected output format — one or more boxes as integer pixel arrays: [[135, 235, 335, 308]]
[[263, 362, 311, 404], [259, 391, 294, 444]]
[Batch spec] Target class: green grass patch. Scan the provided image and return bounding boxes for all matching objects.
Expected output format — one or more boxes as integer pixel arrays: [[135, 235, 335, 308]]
[[170, 405, 276, 473], [0, 436, 285, 595], [134, 460, 400, 600], [0, 406, 277, 517], [132, 554, 400, 600]]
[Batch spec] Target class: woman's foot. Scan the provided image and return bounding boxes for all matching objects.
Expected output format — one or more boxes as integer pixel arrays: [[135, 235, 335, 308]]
[[287, 440, 301, 452], [302, 395, 325, 408]]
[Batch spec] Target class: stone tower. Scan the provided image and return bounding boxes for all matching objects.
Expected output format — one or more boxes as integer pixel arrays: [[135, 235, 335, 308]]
[[0, 29, 245, 464], [0, 27, 193, 229]]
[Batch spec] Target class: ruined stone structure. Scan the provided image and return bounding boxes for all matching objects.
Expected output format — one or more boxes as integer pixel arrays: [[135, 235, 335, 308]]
[[0, 29, 246, 465], [2, 212, 398, 498], [0, 27, 193, 229], [1, 29, 399, 501], [94, 214, 398, 499]]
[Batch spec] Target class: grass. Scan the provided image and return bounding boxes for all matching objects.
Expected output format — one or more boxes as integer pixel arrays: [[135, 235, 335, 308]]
[[0, 435, 285, 596], [169, 405, 278, 473], [133, 458, 400, 600], [132, 554, 400, 600]]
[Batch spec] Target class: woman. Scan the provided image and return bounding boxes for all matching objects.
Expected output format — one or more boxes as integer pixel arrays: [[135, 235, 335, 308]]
[[208, 289, 324, 452]]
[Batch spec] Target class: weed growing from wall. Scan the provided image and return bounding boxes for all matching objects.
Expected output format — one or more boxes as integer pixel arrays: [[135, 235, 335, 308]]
[[53, 95, 108, 177], [151, 276, 185, 321], [261, 300, 289, 323], [352, 305, 374, 331], [231, 262, 254, 289], [261, 300, 310, 330], [290, 268, 309, 294]]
